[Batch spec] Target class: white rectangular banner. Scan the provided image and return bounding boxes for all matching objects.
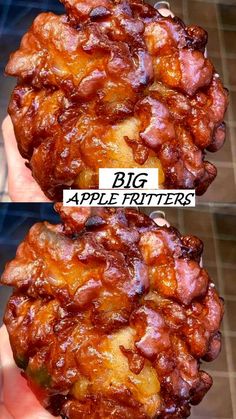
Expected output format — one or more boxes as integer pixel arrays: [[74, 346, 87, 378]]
[[99, 168, 159, 189], [63, 190, 196, 207]]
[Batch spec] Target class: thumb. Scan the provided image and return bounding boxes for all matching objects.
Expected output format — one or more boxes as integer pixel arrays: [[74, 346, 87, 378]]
[[0, 327, 56, 419], [2, 116, 50, 202]]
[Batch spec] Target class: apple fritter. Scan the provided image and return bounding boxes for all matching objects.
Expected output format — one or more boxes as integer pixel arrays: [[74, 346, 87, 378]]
[[6, 0, 228, 200], [1, 207, 224, 418]]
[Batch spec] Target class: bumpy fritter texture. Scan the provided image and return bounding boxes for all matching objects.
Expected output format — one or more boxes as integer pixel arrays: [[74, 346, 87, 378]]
[[6, 0, 228, 200], [2, 207, 223, 418]]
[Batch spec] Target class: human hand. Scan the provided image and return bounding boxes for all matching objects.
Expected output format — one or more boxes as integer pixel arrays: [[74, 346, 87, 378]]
[[2, 116, 50, 202], [0, 325, 57, 419]]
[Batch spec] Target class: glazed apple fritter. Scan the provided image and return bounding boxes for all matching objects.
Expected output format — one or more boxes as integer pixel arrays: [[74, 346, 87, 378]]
[[6, 0, 228, 200], [1, 207, 224, 418]]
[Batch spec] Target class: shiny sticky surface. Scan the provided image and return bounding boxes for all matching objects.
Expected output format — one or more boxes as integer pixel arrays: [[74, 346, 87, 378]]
[[5, 0, 228, 200], [1, 206, 224, 418]]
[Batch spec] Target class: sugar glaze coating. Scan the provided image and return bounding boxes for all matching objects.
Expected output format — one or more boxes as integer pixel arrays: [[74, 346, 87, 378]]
[[1, 207, 224, 418]]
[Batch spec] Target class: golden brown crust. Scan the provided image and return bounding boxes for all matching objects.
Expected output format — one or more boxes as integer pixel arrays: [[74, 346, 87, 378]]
[[1, 207, 224, 418], [6, 0, 228, 200]]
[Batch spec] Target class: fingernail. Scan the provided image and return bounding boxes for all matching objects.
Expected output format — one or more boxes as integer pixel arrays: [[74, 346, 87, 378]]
[[150, 210, 166, 220], [154, 1, 170, 10]]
